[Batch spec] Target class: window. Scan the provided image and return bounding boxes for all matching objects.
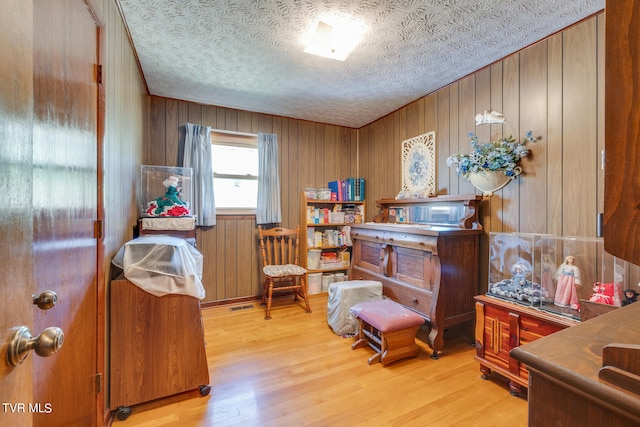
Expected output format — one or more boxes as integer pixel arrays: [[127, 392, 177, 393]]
[[211, 131, 258, 211]]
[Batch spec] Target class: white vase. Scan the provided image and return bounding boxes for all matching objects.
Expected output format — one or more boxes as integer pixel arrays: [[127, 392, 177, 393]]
[[467, 167, 521, 196]]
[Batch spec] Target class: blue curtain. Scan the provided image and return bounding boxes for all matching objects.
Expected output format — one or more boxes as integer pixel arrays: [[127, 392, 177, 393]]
[[183, 123, 216, 226], [257, 132, 281, 225]]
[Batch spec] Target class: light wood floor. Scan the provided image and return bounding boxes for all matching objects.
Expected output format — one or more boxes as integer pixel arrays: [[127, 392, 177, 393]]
[[117, 294, 528, 426]]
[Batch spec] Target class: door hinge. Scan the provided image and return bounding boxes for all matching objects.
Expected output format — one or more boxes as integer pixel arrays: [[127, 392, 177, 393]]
[[95, 373, 102, 393], [94, 219, 103, 239], [96, 64, 102, 84]]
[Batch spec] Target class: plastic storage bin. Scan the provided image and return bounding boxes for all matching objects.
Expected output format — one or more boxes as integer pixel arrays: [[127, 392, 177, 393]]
[[307, 249, 321, 270], [139, 165, 193, 218], [321, 273, 335, 292], [308, 272, 322, 294]]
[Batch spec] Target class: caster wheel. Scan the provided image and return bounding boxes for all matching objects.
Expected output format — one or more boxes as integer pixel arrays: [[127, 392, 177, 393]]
[[480, 374, 489, 380], [115, 406, 131, 421], [199, 385, 212, 396]]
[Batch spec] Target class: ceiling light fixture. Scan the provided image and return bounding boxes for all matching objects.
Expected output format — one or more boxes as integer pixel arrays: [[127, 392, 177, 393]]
[[303, 19, 364, 61]]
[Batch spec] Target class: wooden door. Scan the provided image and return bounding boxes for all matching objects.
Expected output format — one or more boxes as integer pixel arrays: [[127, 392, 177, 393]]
[[0, 2, 37, 426], [0, 1, 103, 426]]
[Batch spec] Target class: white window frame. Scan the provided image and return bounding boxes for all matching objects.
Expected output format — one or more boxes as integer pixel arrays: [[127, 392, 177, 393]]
[[211, 130, 259, 215]]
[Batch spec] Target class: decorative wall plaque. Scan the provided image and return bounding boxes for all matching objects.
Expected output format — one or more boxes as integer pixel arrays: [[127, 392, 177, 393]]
[[397, 131, 436, 199]]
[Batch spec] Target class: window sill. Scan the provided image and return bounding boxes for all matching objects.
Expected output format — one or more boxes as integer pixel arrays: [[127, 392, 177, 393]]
[[216, 208, 256, 215]]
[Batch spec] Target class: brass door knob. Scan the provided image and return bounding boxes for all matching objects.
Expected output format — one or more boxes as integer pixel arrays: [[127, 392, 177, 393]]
[[7, 326, 64, 367]]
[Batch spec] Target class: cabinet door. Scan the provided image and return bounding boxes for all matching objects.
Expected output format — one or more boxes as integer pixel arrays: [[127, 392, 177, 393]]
[[604, 0, 640, 265], [394, 246, 434, 291], [482, 304, 511, 371], [353, 238, 384, 274]]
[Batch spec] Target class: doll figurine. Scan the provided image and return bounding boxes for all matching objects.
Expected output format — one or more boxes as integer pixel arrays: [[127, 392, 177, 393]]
[[145, 175, 191, 217], [554, 255, 581, 309], [622, 289, 638, 306], [511, 263, 528, 287], [589, 282, 614, 305], [475, 109, 507, 126]]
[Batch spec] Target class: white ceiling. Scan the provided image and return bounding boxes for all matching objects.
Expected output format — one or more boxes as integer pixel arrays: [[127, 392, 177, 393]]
[[117, 0, 604, 128]]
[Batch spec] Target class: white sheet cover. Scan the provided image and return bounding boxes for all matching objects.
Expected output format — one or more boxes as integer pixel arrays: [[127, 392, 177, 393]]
[[112, 235, 205, 299], [327, 280, 383, 336]]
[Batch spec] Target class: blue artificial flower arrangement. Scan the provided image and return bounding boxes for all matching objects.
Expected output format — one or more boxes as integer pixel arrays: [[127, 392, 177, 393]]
[[446, 131, 535, 179]]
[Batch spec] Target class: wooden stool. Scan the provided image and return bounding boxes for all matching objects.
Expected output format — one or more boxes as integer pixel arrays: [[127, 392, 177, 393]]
[[350, 299, 425, 366]]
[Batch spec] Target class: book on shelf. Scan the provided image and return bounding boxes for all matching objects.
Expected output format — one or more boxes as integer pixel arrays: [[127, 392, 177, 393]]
[[327, 178, 365, 202], [328, 180, 342, 201]]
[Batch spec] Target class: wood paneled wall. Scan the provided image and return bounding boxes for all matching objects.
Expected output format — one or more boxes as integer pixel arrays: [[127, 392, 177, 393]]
[[99, 0, 147, 264], [361, 15, 604, 236], [147, 13, 613, 302], [96, 0, 148, 418], [360, 14, 606, 292], [146, 101, 358, 302]]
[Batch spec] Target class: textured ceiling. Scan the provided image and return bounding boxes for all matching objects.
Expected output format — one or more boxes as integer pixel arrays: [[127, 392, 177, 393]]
[[117, 0, 604, 128]]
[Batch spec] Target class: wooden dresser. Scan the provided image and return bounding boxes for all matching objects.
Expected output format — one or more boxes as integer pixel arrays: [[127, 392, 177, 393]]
[[349, 195, 482, 358], [474, 295, 578, 396], [511, 301, 640, 426]]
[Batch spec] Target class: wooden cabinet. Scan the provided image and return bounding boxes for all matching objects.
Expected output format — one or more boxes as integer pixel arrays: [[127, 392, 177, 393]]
[[299, 191, 365, 275], [511, 301, 640, 426], [604, 0, 640, 265], [109, 278, 210, 417], [349, 194, 482, 358], [474, 295, 577, 396]]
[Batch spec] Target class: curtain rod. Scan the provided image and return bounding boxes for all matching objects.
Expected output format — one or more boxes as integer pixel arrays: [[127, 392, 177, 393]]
[[211, 128, 258, 138]]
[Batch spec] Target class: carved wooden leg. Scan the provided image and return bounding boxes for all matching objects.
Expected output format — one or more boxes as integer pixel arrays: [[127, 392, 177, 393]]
[[479, 364, 492, 380], [427, 323, 444, 358], [260, 280, 268, 306], [299, 276, 312, 314], [508, 382, 523, 397], [264, 280, 274, 320]]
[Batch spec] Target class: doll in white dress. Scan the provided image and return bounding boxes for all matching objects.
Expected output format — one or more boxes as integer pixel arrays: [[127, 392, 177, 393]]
[[554, 255, 581, 309]]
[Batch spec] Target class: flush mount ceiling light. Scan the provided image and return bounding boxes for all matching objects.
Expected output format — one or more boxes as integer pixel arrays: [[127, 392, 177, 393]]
[[303, 19, 364, 61]]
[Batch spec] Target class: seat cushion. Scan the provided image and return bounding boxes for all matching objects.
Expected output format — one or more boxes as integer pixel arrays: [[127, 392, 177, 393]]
[[350, 299, 424, 333], [263, 264, 306, 277]]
